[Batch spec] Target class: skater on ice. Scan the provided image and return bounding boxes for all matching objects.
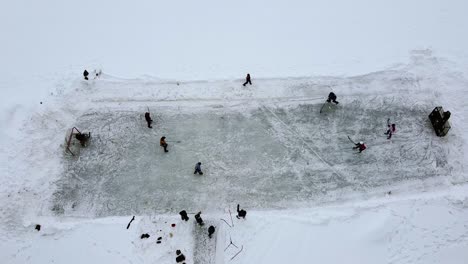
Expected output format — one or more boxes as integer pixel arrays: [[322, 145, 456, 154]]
[[194, 162, 203, 175], [160, 136, 168, 152], [83, 69, 89, 80], [194, 212, 204, 226], [144, 112, 153, 128], [327, 92, 339, 104], [243, 73, 252, 86], [236, 204, 247, 219], [353, 141, 367, 153], [384, 118, 396, 139]]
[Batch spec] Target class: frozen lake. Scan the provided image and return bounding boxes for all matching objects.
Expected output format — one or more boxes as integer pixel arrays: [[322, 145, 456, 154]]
[[52, 93, 457, 217]]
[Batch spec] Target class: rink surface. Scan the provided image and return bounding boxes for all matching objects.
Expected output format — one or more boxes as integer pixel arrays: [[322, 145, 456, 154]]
[[52, 78, 458, 216]]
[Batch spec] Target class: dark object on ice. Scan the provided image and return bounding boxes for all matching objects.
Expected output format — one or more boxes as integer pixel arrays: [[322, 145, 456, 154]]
[[157, 236, 162, 240], [83, 70, 89, 80], [156, 241, 161, 244], [208, 225, 215, 238], [179, 210, 189, 221], [326, 92, 339, 104], [75, 132, 91, 147], [353, 142, 366, 153], [237, 204, 247, 219], [388, 191, 392, 195], [194, 162, 203, 175], [35, 224, 41, 231], [140, 233, 150, 239], [145, 112, 153, 128], [171, 223, 176, 227], [40, 102, 42, 104], [384, 118, 397, 140], [243, 73, 252, 86], [428, 107, 451, 137], [160, 136, 168, 152], [176, 250, 186, 263], [126, 216, 135, 229], [194, 212, 204, 226], [65, 127, 92, 156]]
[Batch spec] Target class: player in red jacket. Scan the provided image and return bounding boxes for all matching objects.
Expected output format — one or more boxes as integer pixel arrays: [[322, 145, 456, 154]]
[[385, 118, 396, 139], [353, 141, 366, 153]]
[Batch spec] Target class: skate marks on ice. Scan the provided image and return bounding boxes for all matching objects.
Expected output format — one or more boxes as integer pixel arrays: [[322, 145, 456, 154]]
[[51, 94, 460, 216]]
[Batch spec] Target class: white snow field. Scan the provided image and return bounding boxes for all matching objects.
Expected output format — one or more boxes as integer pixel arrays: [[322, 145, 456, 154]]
[[1, 0, 468, 263]]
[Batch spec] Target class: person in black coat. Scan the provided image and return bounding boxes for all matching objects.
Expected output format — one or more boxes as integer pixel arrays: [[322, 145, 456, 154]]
[[327, 92, 339, 104], [236, 204, 247, 219], [243, 73, 252, 86], [179, 210, 189, 221], [144, 112, 153, 128], [208, 225, 215, 238], [194, 212, 204, 226], [83, 70, 89, 80]]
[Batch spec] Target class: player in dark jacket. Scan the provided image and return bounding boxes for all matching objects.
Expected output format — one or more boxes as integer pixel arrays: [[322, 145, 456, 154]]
[[83, 70, 89, 80], [160, 136, 168, 153], [194, 162, 203, 175], [384, 119, 396, 139], [243, 73, 252, 86], [194, 212, 204, 226], [236, 204, 247, 219], [144, 112, 153, 128], [327, 92, 339, 104], [208, 225, 215, 238]]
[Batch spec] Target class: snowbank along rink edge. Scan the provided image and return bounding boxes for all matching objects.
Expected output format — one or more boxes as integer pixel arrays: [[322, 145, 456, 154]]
[[51, 65, 465, 218]]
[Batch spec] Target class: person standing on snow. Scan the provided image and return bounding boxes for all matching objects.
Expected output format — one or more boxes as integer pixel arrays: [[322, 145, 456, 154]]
[[83, 70, 89, 80], [208, 225, 215, 238], [353, 141, 366, 153], [384, 118, 396, 139], [327, 92, 339, 104], [160, 136, 168, 153], [236, 204, 247, 219], [243, 73, 252, 86], [144, 112, 153, 128], [179, 210, 189, 221], [194, 162, 203, 175], [194, 212, 204, 226]]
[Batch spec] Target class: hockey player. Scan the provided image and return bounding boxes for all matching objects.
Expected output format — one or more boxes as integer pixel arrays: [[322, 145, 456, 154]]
[[160, 136, 168, 153], [144, 112, 153, 128], [194, 212, 204, 226], [83, 70, 89, 80], [353, 141, 367, 153], [208, 225, 215, 238], [327, 92, 339, 104], [243, 73, 252, 86], [236, 204, 247, 219], [194, 162, 203, 175], [384, 118, 396, 139]]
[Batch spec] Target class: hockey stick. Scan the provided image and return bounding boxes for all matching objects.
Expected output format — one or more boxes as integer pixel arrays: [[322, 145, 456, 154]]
[[347, 135, 356, 145], [319, 102, 327, 114], [166, 140, 181, 143], [220, 218, 232, 228]]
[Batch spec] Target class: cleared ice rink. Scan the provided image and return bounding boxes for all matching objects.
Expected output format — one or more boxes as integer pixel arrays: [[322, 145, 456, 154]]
[[52, 84, 458, 217]]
